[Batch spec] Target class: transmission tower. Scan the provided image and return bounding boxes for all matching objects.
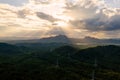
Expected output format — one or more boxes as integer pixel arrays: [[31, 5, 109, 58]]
[[55, 56, 59, 68], [91, 58, 97, 80]]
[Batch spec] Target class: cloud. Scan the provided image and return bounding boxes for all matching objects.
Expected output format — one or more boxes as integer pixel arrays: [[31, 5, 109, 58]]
[[84, 15, 120, 31], [64, 0, 102, 20], [70, 14, 120, 32], [0, 0, 120, 39], [17, 10, 26, 18], [17, 8, 35, 18], [65, 0, 120, 32], [36, 12, 61, 22], [29, 0, 52, 5], [64, 0, 120, 19], [105, 0, 120, 8], [100, 8, 120, 17], [0, 3, 53, 39]]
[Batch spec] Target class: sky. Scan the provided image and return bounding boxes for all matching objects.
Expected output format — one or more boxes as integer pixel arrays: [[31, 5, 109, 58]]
[[0, 0, 120, 40]]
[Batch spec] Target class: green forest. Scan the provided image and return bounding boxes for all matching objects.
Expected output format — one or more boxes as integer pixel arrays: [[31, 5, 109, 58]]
[[0, 43, 120, 80]]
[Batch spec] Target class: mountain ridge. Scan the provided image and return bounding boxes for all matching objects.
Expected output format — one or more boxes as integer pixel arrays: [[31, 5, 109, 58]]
[[1, 35, 120, 45]]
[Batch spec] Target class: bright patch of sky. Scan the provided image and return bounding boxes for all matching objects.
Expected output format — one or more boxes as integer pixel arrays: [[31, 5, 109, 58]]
[[105, 0, 120, 8], [0, 0, 28, 6]]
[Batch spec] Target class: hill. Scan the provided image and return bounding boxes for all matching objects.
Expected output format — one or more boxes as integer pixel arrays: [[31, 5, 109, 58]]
[[0, 43, 120, 80], [0, 43, 23, 56], [73, 45, 120, 71]]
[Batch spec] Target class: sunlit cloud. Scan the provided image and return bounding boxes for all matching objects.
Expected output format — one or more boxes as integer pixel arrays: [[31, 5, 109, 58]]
[[0, 0, 120, 40]]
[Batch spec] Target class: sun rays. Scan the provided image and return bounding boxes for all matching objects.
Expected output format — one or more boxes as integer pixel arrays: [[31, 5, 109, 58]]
[[0, 0, 120, 40]]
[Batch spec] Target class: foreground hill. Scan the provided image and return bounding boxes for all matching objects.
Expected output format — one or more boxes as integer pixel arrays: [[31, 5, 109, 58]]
[[73, 45, 120, 71], [0, 43, 120, 80], [0, 43, 23, 56]]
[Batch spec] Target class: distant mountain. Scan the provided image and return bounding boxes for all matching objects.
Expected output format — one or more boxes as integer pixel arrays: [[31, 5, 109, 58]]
[[71, 36, 120, 45], [84, 36, 120, 44], [2, 35, 120, 45], [38, 35, 71, 43], [5, 35, 72, 44], [7, 35, 72, 51]]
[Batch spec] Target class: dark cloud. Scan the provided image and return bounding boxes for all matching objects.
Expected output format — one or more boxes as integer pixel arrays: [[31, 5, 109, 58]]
[[106, 15, 120, 30], [83, 17, 106, 31], [17, 10, 26, 18], [86, 15, 120, 31], [65, 0, 120, 32], [36, 12, 60, 22], [70, 14, 120, 31]]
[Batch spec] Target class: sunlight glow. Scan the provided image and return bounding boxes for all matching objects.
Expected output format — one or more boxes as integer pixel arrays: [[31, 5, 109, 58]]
[[55, 21, 68, 27]]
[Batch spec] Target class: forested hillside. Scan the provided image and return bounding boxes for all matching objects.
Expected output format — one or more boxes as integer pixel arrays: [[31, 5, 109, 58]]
[[0, 43, 120, 80]]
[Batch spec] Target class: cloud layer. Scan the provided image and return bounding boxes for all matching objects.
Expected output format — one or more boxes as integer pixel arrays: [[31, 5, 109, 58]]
[[0, 0, 120, 40]]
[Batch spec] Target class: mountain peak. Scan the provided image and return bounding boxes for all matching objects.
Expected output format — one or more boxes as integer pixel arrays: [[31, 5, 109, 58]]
[[39, 35, 71, 43], [54, 35, 68, 38]]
